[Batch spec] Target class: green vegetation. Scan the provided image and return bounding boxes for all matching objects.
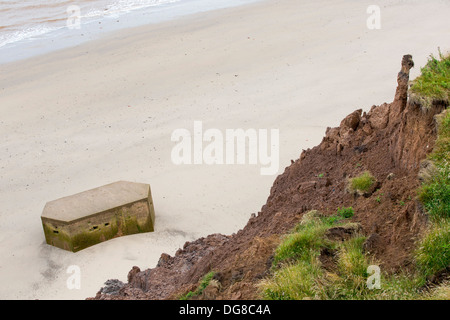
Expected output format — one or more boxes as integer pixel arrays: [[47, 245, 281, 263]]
[[423, 281, 450, 300], [431, 111, 450, 164], [260, 214, 343, 300], [336, 207, 354, 219], [180, 271, 216, 300], [410, 50, 450, 103], [259, 260, 322, 300], [415, 220, 450, 277], [374, 191, 384, 204], [415, 110, 450, 282], [418, 111, 450, 221], [259, 111, 449, 301], [259, 53, 450, 300], [272, 217, 334, 267], [337, 236, 368, 279], [348, 171, 376, 194], [418, 164, 450, 220], [258, 212, 427, 300]]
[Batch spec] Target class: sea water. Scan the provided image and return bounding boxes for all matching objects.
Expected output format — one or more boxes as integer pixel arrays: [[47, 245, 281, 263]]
[[0, 0, 261, 64]]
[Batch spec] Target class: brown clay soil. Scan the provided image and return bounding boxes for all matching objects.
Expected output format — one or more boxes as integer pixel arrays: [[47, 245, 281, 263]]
[[89, 56, 448, 300]]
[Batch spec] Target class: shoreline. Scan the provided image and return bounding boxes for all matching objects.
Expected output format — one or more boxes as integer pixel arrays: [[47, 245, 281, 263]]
[[0, 0, 450, 300], [0, 0, 263, 65]]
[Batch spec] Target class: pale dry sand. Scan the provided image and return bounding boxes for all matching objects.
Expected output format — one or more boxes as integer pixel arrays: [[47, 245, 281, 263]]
[[0, 0, 449, 299]]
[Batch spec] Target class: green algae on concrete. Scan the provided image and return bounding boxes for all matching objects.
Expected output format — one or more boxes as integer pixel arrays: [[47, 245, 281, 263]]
[[41, 181, 156, 252]]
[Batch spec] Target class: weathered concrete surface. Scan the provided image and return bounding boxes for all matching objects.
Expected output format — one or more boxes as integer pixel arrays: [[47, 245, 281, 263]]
[[41, 181, 155, 252]]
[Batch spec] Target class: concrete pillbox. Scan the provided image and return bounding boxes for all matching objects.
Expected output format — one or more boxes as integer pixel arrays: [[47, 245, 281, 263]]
[[41, 181, 155, 252]]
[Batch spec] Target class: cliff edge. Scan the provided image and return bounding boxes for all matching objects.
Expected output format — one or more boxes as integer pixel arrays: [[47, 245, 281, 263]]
[[89, 54, 449, 300]]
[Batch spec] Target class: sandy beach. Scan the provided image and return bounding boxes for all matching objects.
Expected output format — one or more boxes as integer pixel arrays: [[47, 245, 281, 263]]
[[1, 0, 449, 300]]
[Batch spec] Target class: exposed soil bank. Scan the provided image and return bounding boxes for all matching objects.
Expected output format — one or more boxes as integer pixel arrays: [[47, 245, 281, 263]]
[[90, 55, 448, 300]]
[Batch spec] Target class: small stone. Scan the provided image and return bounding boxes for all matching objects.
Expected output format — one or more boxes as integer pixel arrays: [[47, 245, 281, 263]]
[[325, 223, 363, 241], [418, 160, 438, 184], [368, 103, 390, 130], [340, 109, 362, 131], [202, 280, 221, 300], [100, 279, 125, 295], [387, 173, 395, 180], [363, 233, 382, 254], [127, 266, 141, 283], [157, 253, 171, 267], [300, 210, 324, 225]]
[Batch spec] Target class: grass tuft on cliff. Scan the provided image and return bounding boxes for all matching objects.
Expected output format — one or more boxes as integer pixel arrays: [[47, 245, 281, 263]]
[[418, 164, 450, 220], [430, 109, 450, 164], [415, 220, 450, 277], [348, 171, 376, 194], [410, 50, 450, 104], [258, 212, 424, 300], [272, 217, 334, 267], [179, 271, 215, 300]]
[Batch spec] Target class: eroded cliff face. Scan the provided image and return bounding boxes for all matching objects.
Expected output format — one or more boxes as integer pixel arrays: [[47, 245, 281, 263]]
[[89, 55, 448, 300]]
